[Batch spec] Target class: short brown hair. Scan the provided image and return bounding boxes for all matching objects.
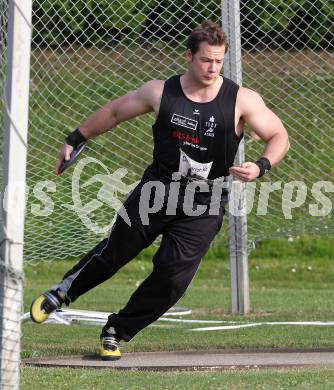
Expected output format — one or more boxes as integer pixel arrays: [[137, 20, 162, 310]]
[[187, 20, 229, 54]]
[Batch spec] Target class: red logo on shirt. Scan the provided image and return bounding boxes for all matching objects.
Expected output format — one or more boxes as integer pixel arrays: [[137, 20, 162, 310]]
[[172, 130, 199, 144]]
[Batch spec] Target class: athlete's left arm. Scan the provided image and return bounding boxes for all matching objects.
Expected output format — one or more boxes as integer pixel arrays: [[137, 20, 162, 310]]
[[229, 87, 290, 182]]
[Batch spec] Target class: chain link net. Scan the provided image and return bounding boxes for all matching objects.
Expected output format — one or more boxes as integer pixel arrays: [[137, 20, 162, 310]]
[[9, 0, 334, 264], [241, 0, 333, 242], [0, 257, 23, 390]]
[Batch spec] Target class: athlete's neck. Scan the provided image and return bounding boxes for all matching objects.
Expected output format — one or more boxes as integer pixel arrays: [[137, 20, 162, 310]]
[[180, 73, 223, 103]]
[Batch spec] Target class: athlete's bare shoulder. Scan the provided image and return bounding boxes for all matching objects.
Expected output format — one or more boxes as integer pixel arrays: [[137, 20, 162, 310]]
[[236, 87, 265, 116], [136, 80, 165, 115]]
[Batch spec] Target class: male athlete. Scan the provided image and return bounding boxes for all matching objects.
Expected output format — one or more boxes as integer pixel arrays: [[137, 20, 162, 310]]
[[30, 20, 289, 360]]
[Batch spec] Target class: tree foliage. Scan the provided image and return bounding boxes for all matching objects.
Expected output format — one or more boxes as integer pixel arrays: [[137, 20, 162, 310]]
[[32, 0, 333, 49]]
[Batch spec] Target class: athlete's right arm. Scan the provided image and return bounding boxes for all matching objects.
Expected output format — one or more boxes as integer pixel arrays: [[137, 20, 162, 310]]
[[55, 80, 164, 175], [79, 79, 164, 139]]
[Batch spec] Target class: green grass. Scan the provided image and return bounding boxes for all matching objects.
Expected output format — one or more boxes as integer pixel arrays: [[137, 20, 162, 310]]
[[20, 367, 334, 390], [21, 236, 334, 388]]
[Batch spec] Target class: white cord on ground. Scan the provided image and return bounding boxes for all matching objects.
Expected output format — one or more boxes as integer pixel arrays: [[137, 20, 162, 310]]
[[190, 321, 334, 331], [21, 306, 193, 325], [21, 308, 334, 330]]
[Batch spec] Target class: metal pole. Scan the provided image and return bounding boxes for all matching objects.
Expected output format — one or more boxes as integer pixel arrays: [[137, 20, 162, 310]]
[[221, 0, 250, 314], [0, 1, 32, 388]]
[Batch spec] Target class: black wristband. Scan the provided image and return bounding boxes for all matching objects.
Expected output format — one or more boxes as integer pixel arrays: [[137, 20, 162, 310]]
[[65, 128, 87, 147], [254, 157, 271, 178]]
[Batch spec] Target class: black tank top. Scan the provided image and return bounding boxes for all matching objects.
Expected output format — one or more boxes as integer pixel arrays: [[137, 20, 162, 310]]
[[145, 75, 242, 182]]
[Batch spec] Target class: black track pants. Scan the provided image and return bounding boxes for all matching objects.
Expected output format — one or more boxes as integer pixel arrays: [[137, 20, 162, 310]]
[[55, 179, 225, 341]]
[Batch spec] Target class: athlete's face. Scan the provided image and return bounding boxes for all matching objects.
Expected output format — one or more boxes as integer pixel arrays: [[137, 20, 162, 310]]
[[186, 42, 225, 86]]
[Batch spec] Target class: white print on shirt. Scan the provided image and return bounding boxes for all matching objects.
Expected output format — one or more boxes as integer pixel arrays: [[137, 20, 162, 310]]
[[205, 116, 217, 127], [204, 127, 215, 137], [183, 141, 207, 151], [204, 115, 217, 137], [178, 150, 213, 180], [171, 114, 198, 131]]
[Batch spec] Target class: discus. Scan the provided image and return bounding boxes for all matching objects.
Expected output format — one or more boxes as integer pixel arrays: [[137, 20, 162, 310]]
[[58, 142, 86, 174]]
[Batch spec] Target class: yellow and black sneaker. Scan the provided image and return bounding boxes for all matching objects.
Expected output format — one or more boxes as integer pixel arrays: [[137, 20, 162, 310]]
[[30, 290, 63, 324], [99, 333, 121, 361]]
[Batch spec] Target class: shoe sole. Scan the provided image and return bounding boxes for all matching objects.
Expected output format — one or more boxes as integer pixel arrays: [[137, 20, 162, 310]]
[[30, 294, 50, 324], [100, 355, 122, 361]]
